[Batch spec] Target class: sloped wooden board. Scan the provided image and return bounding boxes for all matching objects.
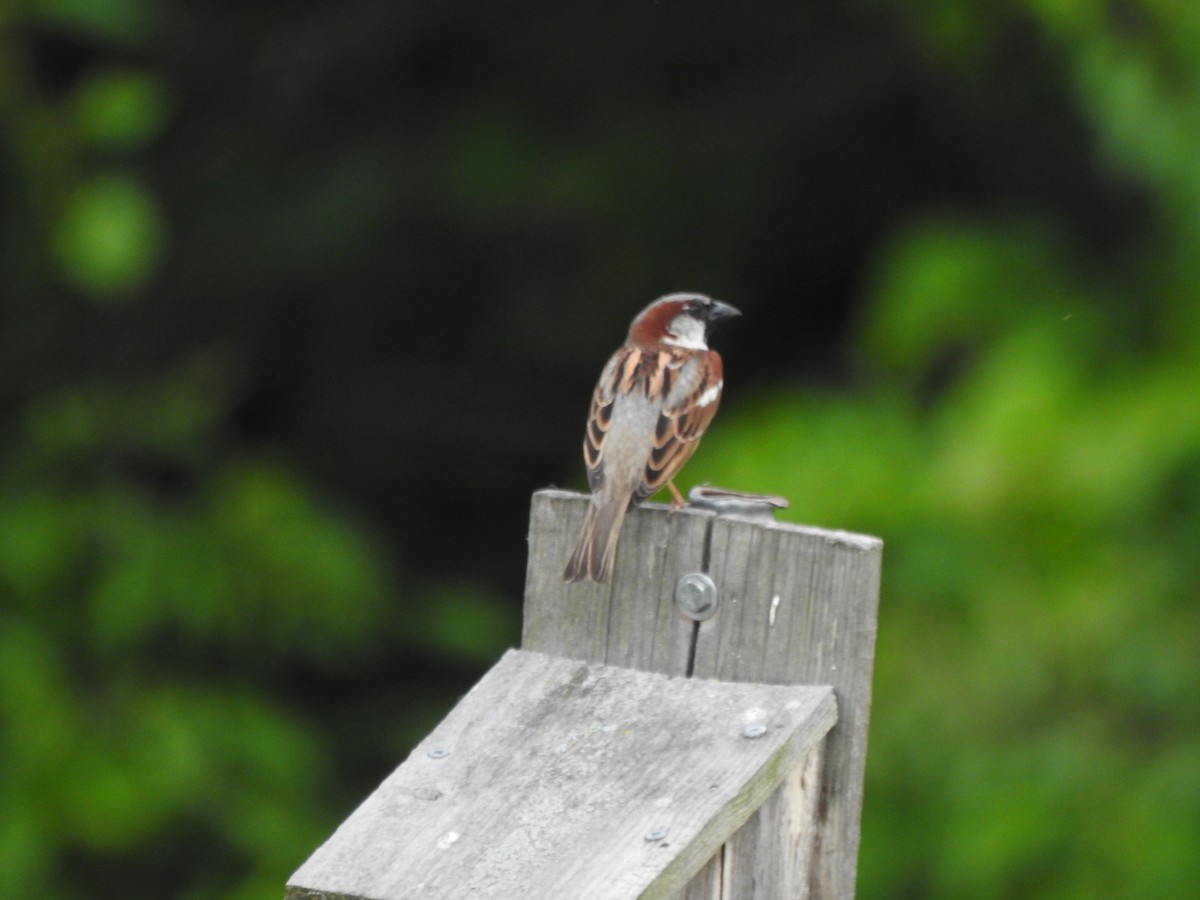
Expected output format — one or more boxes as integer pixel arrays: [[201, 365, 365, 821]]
[[287, 649, 836, 900]]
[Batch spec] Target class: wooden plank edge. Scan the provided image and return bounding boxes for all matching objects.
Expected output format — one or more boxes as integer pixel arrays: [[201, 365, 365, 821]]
[[532, 489, 882, 551], [639, 689, 838, 900]]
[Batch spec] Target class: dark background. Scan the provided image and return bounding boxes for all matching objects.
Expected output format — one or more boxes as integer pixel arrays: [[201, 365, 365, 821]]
[[2, 2, 1197, 898]]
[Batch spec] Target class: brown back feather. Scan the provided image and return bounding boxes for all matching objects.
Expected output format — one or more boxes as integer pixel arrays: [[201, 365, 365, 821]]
[[584, 346, 723, 509]]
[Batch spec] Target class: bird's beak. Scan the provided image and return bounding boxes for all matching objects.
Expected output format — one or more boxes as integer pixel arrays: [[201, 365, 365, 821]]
[[706, 300, 741, 322]]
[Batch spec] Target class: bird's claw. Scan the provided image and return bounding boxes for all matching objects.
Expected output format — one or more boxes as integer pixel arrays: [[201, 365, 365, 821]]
[[667, 481, 688, 510]]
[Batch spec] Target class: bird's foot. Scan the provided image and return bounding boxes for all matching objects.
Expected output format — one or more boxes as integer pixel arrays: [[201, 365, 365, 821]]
[[667, 481, 688, 510]]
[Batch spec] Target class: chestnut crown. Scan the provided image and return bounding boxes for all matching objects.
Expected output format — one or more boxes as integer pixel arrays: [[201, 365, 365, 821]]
[[627, 292, 741, 349]]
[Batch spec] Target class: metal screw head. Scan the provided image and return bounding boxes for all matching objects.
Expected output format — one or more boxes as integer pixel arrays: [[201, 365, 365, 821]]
[[675, 572, 718, 621], [427, 748, 450, 759], [645, 827, 668, 842], [741, 724, 767, 739]]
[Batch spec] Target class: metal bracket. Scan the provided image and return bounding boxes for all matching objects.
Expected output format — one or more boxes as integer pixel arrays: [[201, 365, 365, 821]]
[[687, 485, 789, 521]]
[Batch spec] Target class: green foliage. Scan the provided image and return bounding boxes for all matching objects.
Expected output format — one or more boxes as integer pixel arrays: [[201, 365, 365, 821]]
[[2, 0, 1199, 897], [413, 582, 522, 665], [0, 356, 518, 897], [51, 171, 165, 301], [697, 14, 1200, 883], [5, 3, 170, 303], [702, 214, 1200, 892], [71, 68, 172, 153], [26, 0, 159, 44]]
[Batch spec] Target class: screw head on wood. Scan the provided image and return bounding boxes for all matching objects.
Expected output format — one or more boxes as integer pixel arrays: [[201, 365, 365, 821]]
[[675, 572, 718, 621], [741, 723, 767, 739], [645, 827, 668, 842], [427, 748, 450, 759]]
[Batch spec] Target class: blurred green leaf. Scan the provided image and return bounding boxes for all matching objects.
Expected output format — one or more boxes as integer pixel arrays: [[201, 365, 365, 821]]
[[71, 67, 172, 153], [413, 582, 521, 664], [51, 171, 165, 301], [27, 0, 158, 44], [862, 217, 1081, 376]]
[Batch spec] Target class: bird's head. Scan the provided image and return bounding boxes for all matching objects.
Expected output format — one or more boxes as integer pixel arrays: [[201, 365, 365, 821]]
[[627, 292, 741, 350]]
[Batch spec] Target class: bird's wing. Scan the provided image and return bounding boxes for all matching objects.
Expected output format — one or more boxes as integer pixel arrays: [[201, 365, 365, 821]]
[[631, 349, 723, 506], [584, 346, 724, 506]]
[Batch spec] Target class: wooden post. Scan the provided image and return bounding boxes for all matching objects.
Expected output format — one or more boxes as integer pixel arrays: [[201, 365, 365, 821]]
[[287, 489, 881, 900], [524, 490, 882, 898]]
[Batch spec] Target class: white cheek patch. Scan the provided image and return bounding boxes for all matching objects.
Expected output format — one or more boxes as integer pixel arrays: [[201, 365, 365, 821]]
[[696, 380, 722, 408], [662, 333, 708, 351], [663, 313, 709, 350]]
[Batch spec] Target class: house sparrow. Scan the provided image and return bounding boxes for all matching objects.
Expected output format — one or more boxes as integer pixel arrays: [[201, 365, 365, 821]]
[[563, 292, 740, 583]]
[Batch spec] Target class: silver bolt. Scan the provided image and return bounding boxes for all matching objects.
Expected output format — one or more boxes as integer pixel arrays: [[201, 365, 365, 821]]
[[742, 724, 767, 739], [675, 572, 718, 621], [645, 827, 668, 842], [427, 748, 450, 759]]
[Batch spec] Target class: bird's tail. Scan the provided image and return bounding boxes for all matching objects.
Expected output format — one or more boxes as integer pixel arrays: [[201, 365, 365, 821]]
[[563, 499, 628, 583]]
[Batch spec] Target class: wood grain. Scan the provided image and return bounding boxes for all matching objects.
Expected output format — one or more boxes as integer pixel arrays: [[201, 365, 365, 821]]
[[290, 489, 880, 899], [286, 649, 836, 900], [526, 490, 882, 898]]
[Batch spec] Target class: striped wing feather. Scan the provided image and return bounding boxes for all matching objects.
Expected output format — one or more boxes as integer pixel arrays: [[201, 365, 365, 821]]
[[583, 346, 722, 508]]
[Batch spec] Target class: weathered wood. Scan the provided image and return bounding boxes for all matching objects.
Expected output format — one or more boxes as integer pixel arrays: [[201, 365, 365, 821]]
[[523, 491, 713, 674], [288, 490, 879, 899], [526, 490, 882, 898], [286, 648, 836, 900], [675, 850, 723, 900], [719, 741, 826, 898], [700, 515, 881, 898]]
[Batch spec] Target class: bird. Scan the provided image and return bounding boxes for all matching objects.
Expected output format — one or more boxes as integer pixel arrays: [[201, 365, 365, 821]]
[[563, 292, 740, 583]]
